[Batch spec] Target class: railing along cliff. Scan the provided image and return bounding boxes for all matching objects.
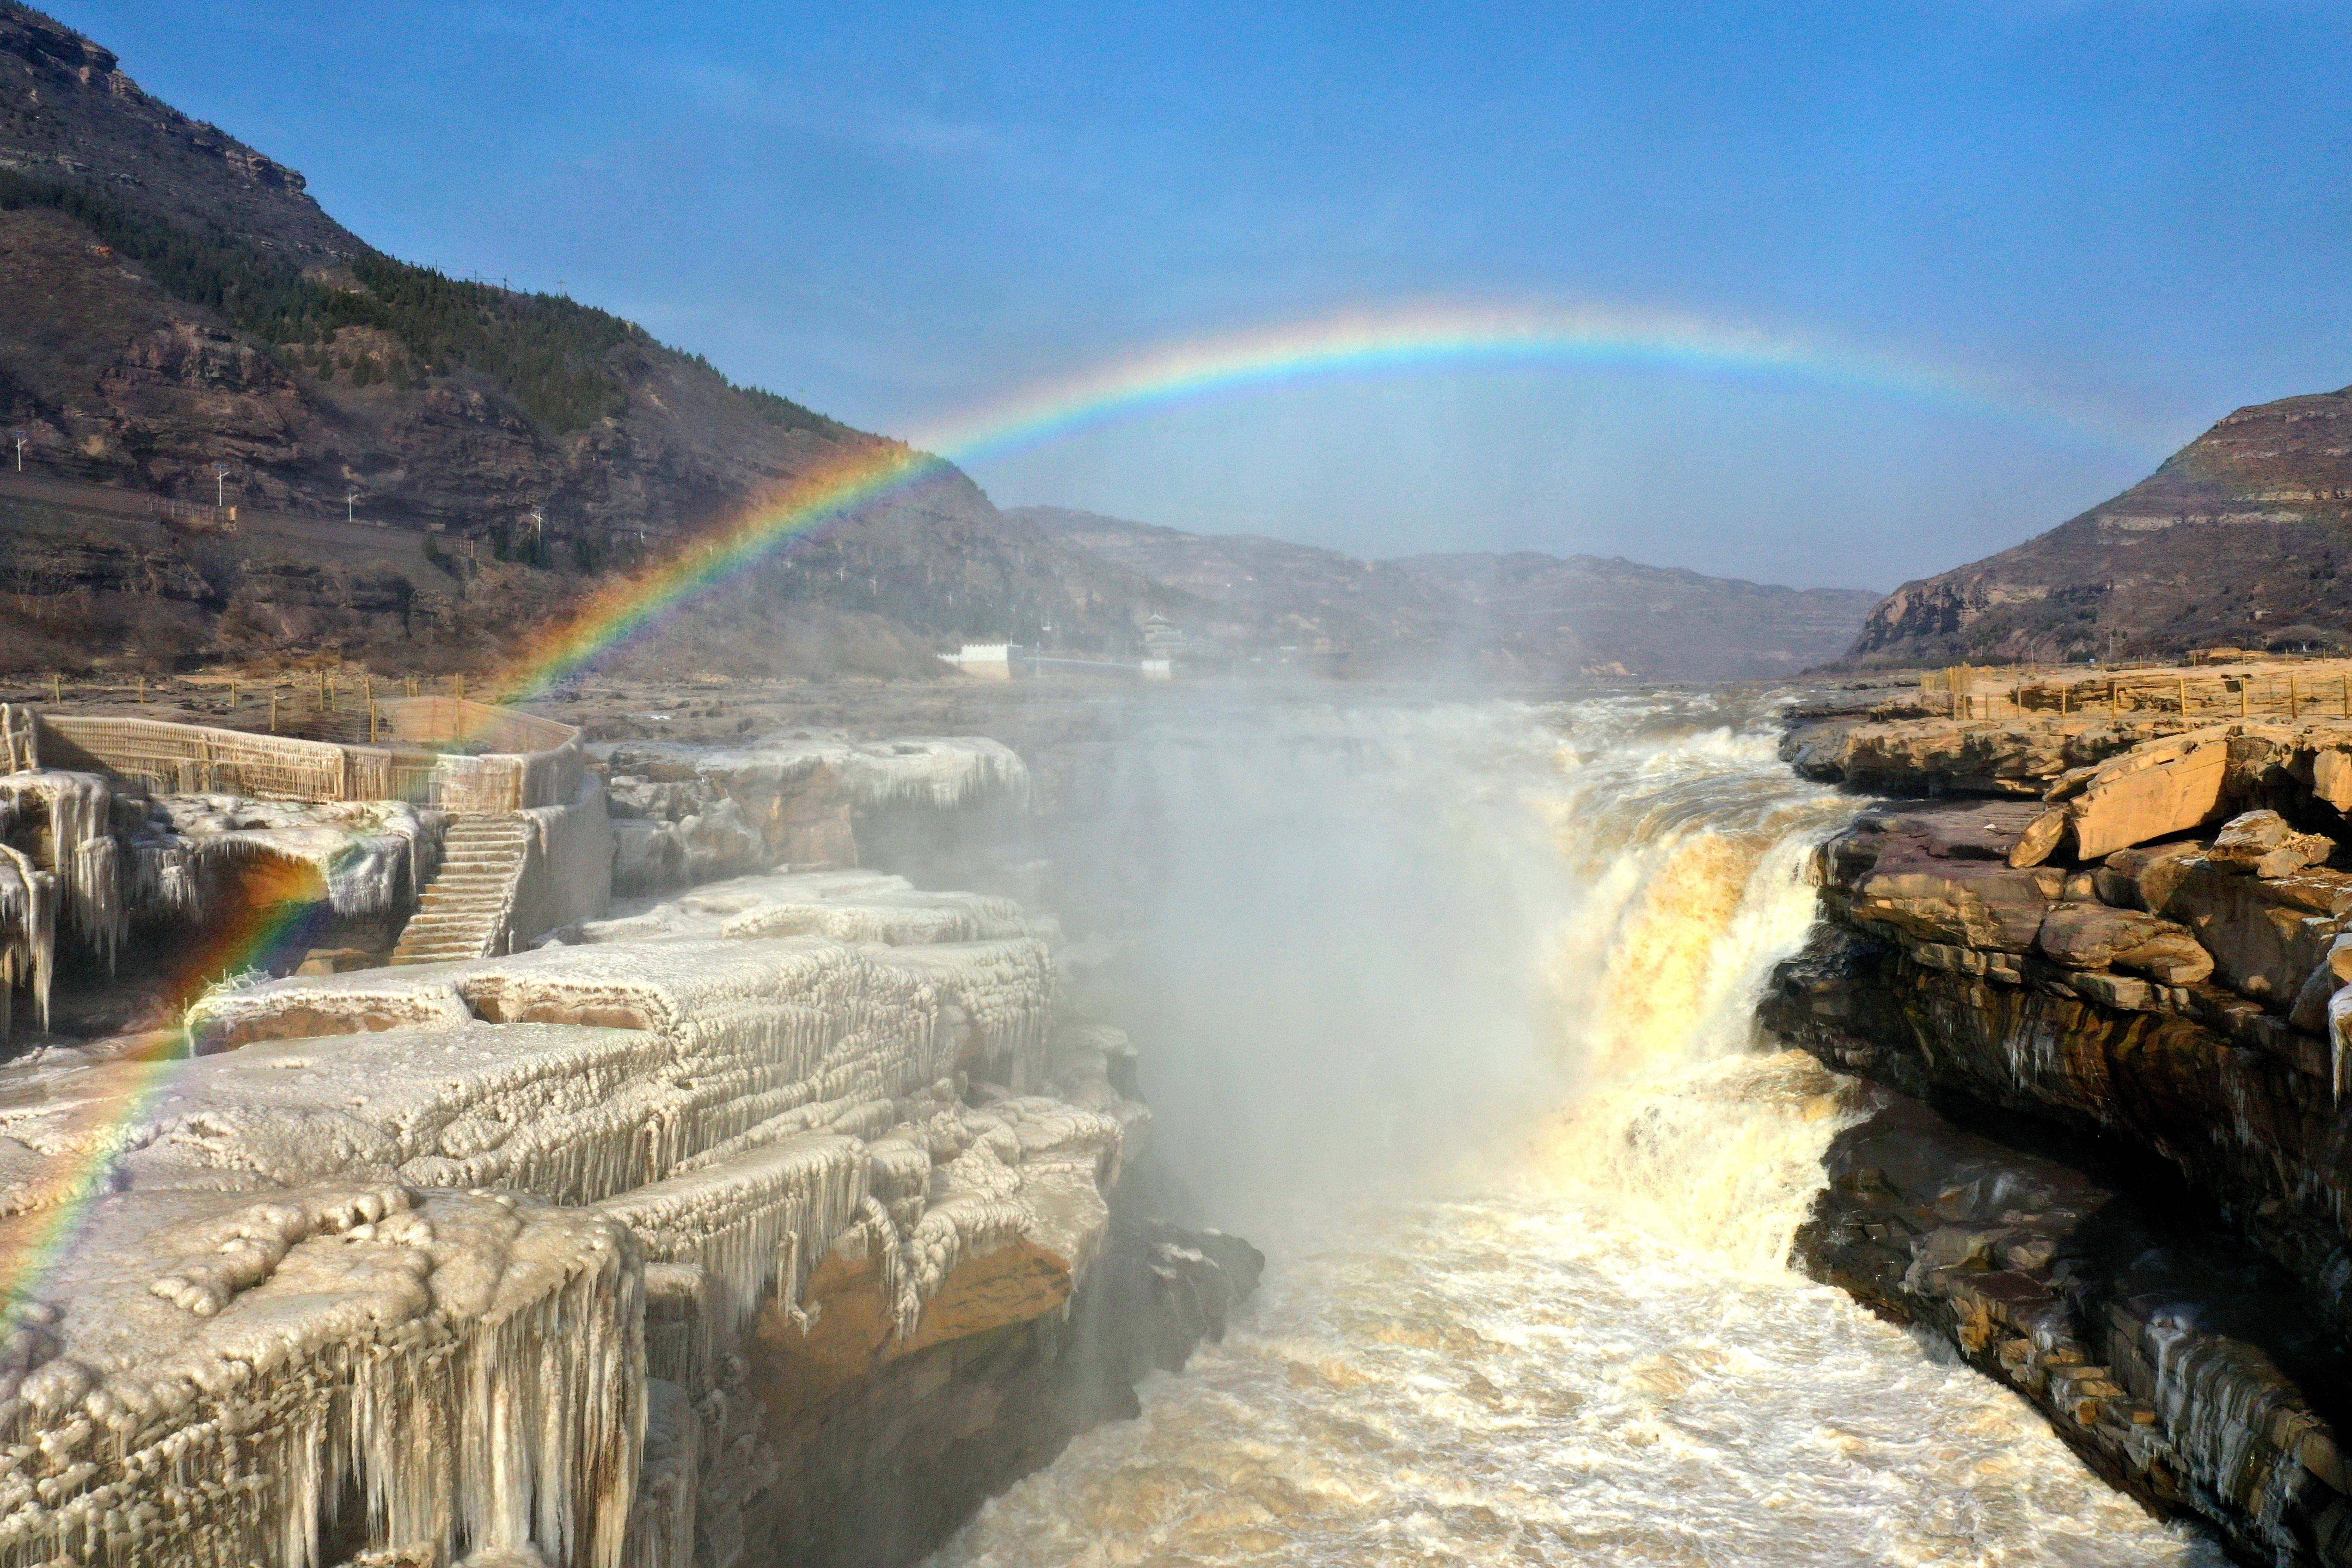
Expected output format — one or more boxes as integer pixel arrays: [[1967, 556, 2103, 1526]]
[[1, 701, 582, 812]]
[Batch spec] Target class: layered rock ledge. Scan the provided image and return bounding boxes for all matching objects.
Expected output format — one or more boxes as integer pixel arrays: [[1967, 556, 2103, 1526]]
[[1770, 706, 2352, 1563]]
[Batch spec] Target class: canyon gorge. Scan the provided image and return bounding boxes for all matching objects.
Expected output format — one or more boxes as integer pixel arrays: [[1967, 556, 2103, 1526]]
[[5, 670, 2345, 1565]]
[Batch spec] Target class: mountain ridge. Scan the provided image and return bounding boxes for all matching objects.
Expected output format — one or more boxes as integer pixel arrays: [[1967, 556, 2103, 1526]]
[[0, 3, 1179, 675], [1845, 384, 2352, 667], [1014, 504, 1881, 681]]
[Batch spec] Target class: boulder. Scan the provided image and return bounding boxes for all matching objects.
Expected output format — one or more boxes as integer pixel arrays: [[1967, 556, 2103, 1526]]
[[2008, 809, 2068, 869], [2159, 860, 2343, 1009], [2312, 747, 2352, 812], [2036, 903, 2214, 986], [2059, 732, 2233, 861], [2095, 840, 2206, 913], [2207, 810, 2335, 879], [1849, 861, 2060, 954], [2036, 904, 2171, 968], [2113, 930, 2216, 986]]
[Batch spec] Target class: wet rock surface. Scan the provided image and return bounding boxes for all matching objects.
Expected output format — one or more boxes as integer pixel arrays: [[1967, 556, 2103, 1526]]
[[1798, 1091, 2352, 1565], [1769, 703, 2352, 1563]]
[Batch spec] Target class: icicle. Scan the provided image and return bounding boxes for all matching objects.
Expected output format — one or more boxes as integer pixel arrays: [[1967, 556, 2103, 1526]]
[[0, 841, 53, 1033]]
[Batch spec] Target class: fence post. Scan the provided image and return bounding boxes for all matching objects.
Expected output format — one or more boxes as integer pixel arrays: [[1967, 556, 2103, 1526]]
[[2292, 677, 2301, 722], [49, 674, 58, 704], [270, 688, 280, 733], [2178, 677, 2187, 716]]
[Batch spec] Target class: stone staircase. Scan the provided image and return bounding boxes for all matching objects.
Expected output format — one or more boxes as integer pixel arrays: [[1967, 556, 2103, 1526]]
[[391, 814, 530, 965]]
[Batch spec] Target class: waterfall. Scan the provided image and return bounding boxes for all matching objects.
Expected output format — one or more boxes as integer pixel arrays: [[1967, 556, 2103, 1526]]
[[930, 690, 2229, 1568]]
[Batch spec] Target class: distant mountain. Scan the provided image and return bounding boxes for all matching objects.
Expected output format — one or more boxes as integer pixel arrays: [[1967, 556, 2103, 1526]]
[[0, 4, 1174, 675], [1015, 506, 1881, 681], [1847, 386, 2352, 668]]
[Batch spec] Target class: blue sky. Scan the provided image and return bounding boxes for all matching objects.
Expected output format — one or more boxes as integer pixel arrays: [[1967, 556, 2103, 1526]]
[[49, 0, 2352, 590]]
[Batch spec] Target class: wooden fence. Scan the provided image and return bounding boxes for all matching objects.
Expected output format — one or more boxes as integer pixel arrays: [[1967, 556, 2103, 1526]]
[[1922, 669, 2352, 723], [11, 707, 581, 812]]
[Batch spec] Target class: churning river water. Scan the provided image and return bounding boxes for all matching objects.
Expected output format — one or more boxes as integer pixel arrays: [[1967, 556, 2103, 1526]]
[[930, 691, 2227, 1568]]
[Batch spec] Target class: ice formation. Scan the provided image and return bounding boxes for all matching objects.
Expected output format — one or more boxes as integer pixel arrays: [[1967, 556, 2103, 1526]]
[[603, 734, 1031, 892], [1, 858, 1130, 1565], [667, 735, 1031, 816], [150, 796, 449, 921], [0, 772, 123, 967]]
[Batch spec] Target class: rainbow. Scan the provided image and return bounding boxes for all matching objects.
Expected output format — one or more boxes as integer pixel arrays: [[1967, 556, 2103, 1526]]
[[0, 891, 327, 1307], [491, 300, 2132, 699], [0, 301, 2120, 1305]]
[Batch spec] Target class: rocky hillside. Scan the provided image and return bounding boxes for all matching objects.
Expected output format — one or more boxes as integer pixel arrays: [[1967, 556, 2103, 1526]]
[[1846, 385, 2352, 668], [1017, 505, 1881, 681], [0, 4, 1175, 676]]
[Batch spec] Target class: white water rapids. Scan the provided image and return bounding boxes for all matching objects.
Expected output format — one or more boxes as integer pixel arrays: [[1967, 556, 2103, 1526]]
[[932, 692, 2228, 1568]]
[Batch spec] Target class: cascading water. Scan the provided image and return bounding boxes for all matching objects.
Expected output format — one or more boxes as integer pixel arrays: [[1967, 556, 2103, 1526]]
[[934, 690, 2227, 1568]]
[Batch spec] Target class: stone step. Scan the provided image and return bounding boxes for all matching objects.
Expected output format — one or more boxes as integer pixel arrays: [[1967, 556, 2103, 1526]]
[[390, 811, 532, 965]]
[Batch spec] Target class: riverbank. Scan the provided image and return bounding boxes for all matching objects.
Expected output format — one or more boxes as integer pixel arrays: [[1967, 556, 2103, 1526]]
[[1768, 688, 2352, 1564]]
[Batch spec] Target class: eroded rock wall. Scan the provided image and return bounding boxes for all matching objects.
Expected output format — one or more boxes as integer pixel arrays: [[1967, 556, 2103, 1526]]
[[1768, 710, 2352, 1563], [0, 864, 1255, 1566]]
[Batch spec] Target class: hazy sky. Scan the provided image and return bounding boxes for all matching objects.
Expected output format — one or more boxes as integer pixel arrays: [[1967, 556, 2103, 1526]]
[[50, 0, 2352, 591]]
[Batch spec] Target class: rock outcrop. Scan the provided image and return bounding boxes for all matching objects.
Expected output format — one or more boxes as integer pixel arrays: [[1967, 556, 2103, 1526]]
[[1767, 705, 2352, 1562]]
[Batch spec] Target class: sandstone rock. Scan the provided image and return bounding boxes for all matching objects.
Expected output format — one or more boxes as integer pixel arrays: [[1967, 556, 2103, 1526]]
[[2208, 809, 2335, 878], [2095, 840, 2206, 913], [1849, 862, 2058, 953], [2131, 859, 2339, 1010], [2035, 904, 2214, 985], [1793, 1091, 2352, 1568], [2009, 808, 2069, 869], [2312, 747, 2352, 812], [2070, 971, 2159, 1011], [2061, 732, 2233, 860], [2036, 904, 2168, 968], [2113, 931, 2214, 986]]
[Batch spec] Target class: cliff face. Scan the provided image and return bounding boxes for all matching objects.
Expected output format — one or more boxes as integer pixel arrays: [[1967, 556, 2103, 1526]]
[[0, 719, 1259, 1568], [0, 6, 1178, 674], [1846, 387, 2352, 668], [1764, 706, 2352, 1562], [1018, 505, 1880, 681]]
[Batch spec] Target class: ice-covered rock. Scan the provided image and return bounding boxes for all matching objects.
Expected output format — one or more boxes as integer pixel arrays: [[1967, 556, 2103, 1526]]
[[600, 733, 1031, 893]]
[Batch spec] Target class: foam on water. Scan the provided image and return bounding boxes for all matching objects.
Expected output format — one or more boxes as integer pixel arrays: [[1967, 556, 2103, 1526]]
[[933, 690, 2226, 1568]]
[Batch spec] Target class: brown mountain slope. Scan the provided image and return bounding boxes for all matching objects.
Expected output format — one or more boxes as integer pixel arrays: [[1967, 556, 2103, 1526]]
[[1846, 386, 2352, 667], [0, 4, 1174, 675], [1016, 505, 1881, 681]]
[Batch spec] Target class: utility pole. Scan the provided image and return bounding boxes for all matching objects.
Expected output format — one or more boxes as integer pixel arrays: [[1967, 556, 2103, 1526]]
[[347, 490, 359, 524], [215, 462, 230, 508], [11, 435, 22, 472]]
